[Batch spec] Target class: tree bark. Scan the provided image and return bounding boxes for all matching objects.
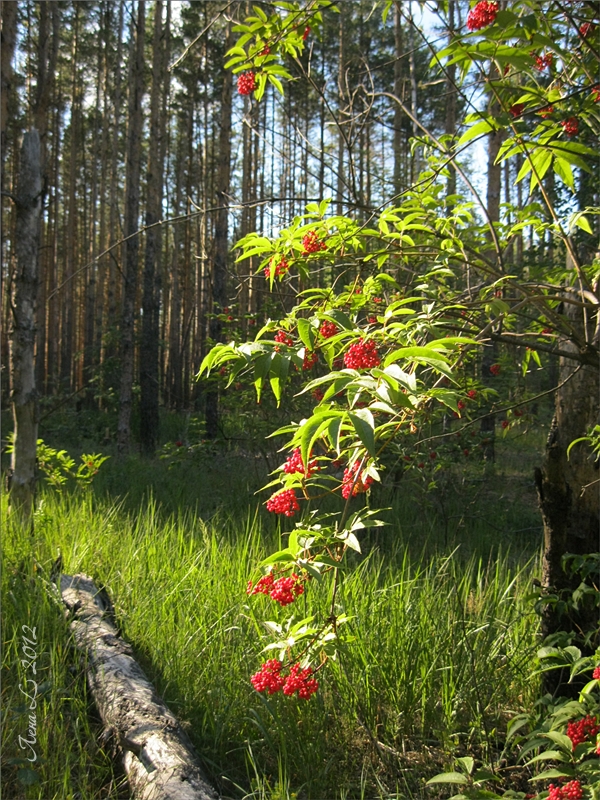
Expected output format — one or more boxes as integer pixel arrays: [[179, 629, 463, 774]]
[[535, 280, 600, 693], [140, 0, 169, 456], [59, 574, 219, 800], [117, 0, 145, 454], [205, 29, 232, 439], [10, 130, 42, 523]]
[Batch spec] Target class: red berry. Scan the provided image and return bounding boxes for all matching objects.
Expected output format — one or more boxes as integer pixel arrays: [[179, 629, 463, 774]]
[[466, 1, 498, 31], [592, 85, 600, 103], [319, 320, 339, 339], [269, 574, 304, 606], [458, 400, 466, 410], [429, 451, 437, 460], [489, 363, 501, 376], [302, 26, 311, 41], [593, 666, 600, 679], [266, 489, 300, 517], [561, 117, 579, 137], [343, 339, 381, 370], [264, 255, 289, 279], [534, 52, 553, 71], [467, 389, 477, 398], [509, 103, 525, 118], [502, 420, 509, 429], [580, 22, 595, 38], [302, 350, 318, 370], [312, 387, 324, 402], [274, 330, 294, 351], [539, 105, 554, 118], [341, 461, 373, 499], [567, 715, 599, 747], [302, 230, 327, 254], [282, 663, 318, 699], [283, 448, 318, 478], [237, 71, 257, 96], [251, 659, 285, 694]]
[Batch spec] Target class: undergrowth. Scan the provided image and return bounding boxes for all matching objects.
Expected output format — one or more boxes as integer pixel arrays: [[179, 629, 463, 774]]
[[1, 441, 542, 799]]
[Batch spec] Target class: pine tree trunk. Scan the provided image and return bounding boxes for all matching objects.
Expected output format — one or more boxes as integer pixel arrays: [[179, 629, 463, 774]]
[[535, 279, 600, 693], [10, 130, 42, 522], [205, 28, 232, 439], [140, 0, 168, 456], [117, 0, 145, 454]]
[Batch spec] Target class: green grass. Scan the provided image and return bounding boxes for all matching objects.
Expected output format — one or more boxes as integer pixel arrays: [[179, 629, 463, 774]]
[[2, 449, 542, 800]]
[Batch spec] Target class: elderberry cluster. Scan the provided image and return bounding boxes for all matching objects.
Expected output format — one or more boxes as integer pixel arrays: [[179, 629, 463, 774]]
[[567, 715, 599, 747], [319, 321, 339, 339], [251, 660, 319, 699], [548, 781, 583, 800], [237, 72, 257, 95], [343, 339, 381, 370], [264, 255, 290, 279], [341, 461, 374, 499], [283, 448, 318, 478], [247, 572, 305, 606], [302, 230, 327, 254], [466, 0, 498, 31], [266, 488, 300, 516]]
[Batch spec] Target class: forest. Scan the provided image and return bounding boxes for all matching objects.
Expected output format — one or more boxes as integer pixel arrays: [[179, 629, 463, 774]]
[[1, 0, 599, 798]]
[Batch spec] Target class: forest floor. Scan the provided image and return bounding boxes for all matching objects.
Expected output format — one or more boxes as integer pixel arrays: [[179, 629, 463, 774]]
[[1, 413, 549, 800]]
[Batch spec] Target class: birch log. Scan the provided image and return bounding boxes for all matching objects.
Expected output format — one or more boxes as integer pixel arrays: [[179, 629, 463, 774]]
[[59, 573, 219, 800]]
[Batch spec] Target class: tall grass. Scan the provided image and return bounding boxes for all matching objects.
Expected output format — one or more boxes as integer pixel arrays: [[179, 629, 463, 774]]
[[2, 478, 540, 800]]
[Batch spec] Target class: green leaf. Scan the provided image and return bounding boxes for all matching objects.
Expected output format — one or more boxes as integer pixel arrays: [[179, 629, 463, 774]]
[[529, 767, 576, 782], [348, 410, 376, 456], [456, 757, 475, 775], [426, 773, 470, 786]]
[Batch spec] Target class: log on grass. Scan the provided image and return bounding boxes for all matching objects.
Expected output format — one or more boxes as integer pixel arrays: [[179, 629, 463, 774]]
[[59, 573, 219, 800]]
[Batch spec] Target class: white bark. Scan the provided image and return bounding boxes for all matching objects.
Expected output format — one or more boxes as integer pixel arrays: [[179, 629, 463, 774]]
[[59, 573, 219, 800]]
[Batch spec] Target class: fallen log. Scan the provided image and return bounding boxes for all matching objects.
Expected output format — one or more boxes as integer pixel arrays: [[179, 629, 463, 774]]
[[59, 573, 219, 800]]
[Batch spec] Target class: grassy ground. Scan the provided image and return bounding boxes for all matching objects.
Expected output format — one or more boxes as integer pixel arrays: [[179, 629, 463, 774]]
[[1, 427, 546, 800]]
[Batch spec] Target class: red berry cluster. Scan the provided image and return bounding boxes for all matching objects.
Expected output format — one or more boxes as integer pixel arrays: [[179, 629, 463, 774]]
[[266, 489, 300, 516], [270, 575, 305, 606], [237, 72, 257, 95], [247, 572, 305, 606], [580, 22, 595, 38], [342, 461, 374, 499], [274, 330, 294, 350], [467, 389, 477, 398], [283, 448, 318, 478], [283, 663, 319, 698], [320, 320, 339, 339], [510, 103, 525, 118], [489, 363, 501, 376], [312, 387, 324, 402], [539, 105, 554, 118], [251, 660, 319, 699], [502, 419, 510, 429], [567, 715, 599, 747], [561, 117, 579, 137], [250, 659, 285, 694], [264, 256, 290, 279], [548, 781, 583, 800], [535, 52, 553, 70], [593, 666, 600, 679], [466, 1, 498, 31], [302, 230, 327, 254], [343, 339, 381, 369], [302, 350, 319, 370], [592, 86, 600, 104]]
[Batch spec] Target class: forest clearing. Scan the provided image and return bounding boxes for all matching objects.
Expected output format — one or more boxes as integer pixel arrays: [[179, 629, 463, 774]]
[[1, 1, 599, 798]]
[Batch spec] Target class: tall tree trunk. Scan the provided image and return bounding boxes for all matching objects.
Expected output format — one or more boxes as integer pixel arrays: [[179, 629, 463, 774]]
[[480, 89, 504, 462], [140, 0, 168, 456], [445, 0, 457, 199], [1, 0, 18, 191], [535, 279, 600, 694], [205, 29, 232, 439], [10, 130, 42, 523], [117, 0, 145, 454]]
